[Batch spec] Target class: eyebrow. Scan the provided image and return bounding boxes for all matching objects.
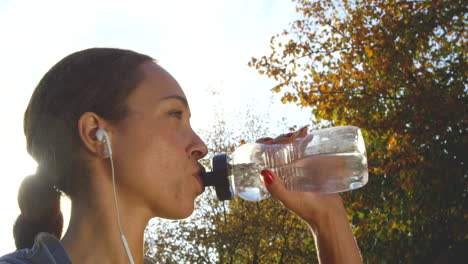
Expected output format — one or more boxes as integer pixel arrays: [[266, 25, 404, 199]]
[[159, 95, 189, 107]]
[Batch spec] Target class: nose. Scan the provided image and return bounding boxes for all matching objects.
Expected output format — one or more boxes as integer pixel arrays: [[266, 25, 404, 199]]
[[189, 131, 208, 160]]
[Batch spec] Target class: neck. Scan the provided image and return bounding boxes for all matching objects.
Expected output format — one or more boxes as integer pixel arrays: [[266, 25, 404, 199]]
[[61, 181, 152, 264]]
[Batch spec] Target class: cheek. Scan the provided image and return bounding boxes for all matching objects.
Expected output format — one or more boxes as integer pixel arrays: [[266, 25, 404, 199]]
[[113, 124, 196, 217], [124, 134, 189, 192], [112, 128, 168, 187]]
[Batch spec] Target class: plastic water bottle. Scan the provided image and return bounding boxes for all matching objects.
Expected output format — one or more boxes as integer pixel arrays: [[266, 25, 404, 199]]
[[201, 126, 368, 201]]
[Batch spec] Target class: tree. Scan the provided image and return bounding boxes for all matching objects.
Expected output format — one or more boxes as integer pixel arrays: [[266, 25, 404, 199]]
[[249, 0, 467, 262]]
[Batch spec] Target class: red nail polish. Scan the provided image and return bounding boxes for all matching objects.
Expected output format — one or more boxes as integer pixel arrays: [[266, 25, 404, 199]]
[[284, 132, 294, 137], [260, 170, 274, 186]]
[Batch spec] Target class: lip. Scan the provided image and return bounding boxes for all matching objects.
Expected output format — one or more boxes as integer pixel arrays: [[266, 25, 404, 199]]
[[195, 174, 205, 193], [194, 165, 206, 194]]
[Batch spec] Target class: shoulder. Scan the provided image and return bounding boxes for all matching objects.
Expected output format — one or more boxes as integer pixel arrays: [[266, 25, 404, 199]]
[[0, 249, 33, 264], [0, 232, 71, 264]]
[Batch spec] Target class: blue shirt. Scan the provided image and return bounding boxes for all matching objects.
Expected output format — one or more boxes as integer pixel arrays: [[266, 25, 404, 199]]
[[0, 233, 71, 264], [0, 233, 155, 264]]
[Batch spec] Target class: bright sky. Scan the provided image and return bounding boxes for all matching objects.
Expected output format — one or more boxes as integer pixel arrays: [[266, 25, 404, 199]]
[[0, 0, 311, 254]]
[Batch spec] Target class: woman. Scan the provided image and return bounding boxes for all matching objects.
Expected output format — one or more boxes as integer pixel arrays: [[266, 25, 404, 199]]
[[0, 48, 361, 263]]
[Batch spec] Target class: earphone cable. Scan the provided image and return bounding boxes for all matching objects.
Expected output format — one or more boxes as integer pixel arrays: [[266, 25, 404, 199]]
[[109, 144, 135, 264]]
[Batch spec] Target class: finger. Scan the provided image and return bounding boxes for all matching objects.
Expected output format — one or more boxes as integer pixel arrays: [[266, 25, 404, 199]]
[[272, 125, 309, 144], [296, 125, 309, 138], [255, 137, 274, 144], [260, 169, 295, 207], [273, 132, 296, 144]]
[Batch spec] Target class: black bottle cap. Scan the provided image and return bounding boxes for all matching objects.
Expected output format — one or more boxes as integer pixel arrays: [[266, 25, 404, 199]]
[[200, 153, 233, 201]]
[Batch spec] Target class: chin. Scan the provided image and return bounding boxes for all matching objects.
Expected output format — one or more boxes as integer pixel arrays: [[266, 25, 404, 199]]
[[167, 211, 194, 220], [157, 203, 195, 220], [175, 205, 195, 220]]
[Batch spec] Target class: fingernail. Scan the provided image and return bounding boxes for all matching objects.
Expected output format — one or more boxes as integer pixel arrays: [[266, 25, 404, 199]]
[[284, 132, 294, 137], [260, 170, 274, 186]]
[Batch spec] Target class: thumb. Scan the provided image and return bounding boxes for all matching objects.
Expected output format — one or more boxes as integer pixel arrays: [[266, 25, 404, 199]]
[[260, 170, 293, 205]]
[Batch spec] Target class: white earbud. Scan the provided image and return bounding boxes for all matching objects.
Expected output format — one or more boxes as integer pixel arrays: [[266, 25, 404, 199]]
[[96, 128, 107, 141], [96, 128, 112, 157]]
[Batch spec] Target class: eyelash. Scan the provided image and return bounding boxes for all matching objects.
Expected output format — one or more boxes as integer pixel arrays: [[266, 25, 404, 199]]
[[169, 111, 183, 119]]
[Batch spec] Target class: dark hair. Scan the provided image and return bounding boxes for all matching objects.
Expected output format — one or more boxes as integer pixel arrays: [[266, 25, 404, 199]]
[[14, 48, 153, 249]]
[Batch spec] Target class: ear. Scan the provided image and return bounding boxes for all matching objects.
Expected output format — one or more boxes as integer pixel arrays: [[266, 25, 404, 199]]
[[77, 112, 111, 157]]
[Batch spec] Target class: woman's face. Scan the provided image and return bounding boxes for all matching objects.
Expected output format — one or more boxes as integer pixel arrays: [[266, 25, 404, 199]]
[[110, 62, 208, 219]]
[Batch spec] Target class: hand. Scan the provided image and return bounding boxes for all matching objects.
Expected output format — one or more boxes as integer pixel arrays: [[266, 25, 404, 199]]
[[256, 126, 345, 228], [257, 126, 363, 263]]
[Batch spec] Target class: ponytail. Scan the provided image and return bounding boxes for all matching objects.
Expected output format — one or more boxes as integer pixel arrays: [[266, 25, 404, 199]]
[[13, 173, 63, 249]]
